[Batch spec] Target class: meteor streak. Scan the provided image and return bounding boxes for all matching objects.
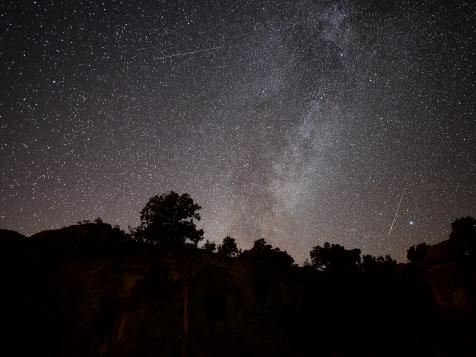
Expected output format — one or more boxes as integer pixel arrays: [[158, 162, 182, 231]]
[[155, 45, 222, 61], [387, 187, 405, 239]]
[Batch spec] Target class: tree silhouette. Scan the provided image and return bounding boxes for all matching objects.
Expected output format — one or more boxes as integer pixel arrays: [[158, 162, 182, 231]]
[[134, 191, 204, 246], [450, 216, 476, 259], [309, 242, 361, 272], [203, 239, 217, 253], [240, 238, 294, 268], [407, 243, 429, 263], [217, 236, 239, 257], [361, 254, 397, 273]]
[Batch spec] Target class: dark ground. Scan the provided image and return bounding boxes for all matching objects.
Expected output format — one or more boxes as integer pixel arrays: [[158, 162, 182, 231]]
[[1, 223, 475, 357]]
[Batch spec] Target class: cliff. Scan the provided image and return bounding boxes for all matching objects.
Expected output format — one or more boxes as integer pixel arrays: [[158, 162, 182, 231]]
[[0, 225, 475, 356]]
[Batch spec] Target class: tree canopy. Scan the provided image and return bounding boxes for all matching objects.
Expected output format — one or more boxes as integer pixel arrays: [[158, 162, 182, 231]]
[[450, 216, 476, 258], [407, 242, 429, 263], [361, 254, 397, 273], [240, 238, 294, 268], [134, 191, 204, 246], [309, 242, 361, 272], [203, 240, 217, 253], [217, 236, 239, 257]]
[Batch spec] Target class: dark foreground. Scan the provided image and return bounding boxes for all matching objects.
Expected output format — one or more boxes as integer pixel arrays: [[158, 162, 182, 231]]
[[1, 224, 475, 357]]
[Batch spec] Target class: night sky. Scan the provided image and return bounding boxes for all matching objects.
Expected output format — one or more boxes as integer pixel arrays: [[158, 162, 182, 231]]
[[1, 0, 474, 262]]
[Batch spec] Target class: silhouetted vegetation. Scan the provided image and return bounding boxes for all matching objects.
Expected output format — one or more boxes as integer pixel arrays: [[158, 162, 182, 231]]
[[450, 216, 476, 260], [407, 242, 429, 263], [217, 236, 239, 257], [202, 239, 217, 253], [1, 191, 475, 356], [132, 191, 204, 246], [361, 254, 397, 274], [309, 242, 361, 272], [240, 238, 294, 268]]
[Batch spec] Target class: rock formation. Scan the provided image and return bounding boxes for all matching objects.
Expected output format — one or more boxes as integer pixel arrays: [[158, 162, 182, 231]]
[[0, 224, 475, 356]]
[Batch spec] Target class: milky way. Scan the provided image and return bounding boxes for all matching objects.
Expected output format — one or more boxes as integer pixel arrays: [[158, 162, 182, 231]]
[[1, 0, 475, 261]]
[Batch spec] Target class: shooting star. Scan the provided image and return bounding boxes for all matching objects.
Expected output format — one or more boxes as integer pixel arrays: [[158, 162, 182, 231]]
[[155, 45, 223, 61], [153, 29, 275, 62], [386, 186, 406, 239]]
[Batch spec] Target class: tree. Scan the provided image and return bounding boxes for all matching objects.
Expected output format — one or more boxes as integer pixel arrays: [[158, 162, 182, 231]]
[[240, 238, 294, 268], [450, 216, 476, 258], [217, 236, 239, 257], [203, 240, 217, 253], [134, 191, 204, 246], [407, 243, 429, 263], [303, 259, 313, 269], [309, 242, 361, 272], [361, 254, 397, 273]]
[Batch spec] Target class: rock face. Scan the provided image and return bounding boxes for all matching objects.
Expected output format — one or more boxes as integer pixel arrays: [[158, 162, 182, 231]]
[[0, 225, 475, 356], [426, 240, 459, 265], [424, 240, 476, 312]]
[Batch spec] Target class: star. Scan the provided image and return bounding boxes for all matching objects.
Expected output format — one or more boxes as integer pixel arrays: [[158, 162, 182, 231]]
[[0, 0, 474, 263]]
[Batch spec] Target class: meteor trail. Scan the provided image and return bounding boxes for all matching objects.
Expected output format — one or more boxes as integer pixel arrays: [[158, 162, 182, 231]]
[[387, 187, 406, 239], [155, 45, 223, 61], [154, 29, 275, 62]]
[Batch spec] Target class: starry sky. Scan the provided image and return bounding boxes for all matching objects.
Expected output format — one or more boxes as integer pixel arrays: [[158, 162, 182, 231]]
[[1, 0, 475, 262]]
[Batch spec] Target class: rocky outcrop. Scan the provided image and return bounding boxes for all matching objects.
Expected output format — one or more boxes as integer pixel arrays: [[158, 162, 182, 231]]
[[423, 239, 476, 312], [425, 240, 458, 266], [0, 225, 475, 356]]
